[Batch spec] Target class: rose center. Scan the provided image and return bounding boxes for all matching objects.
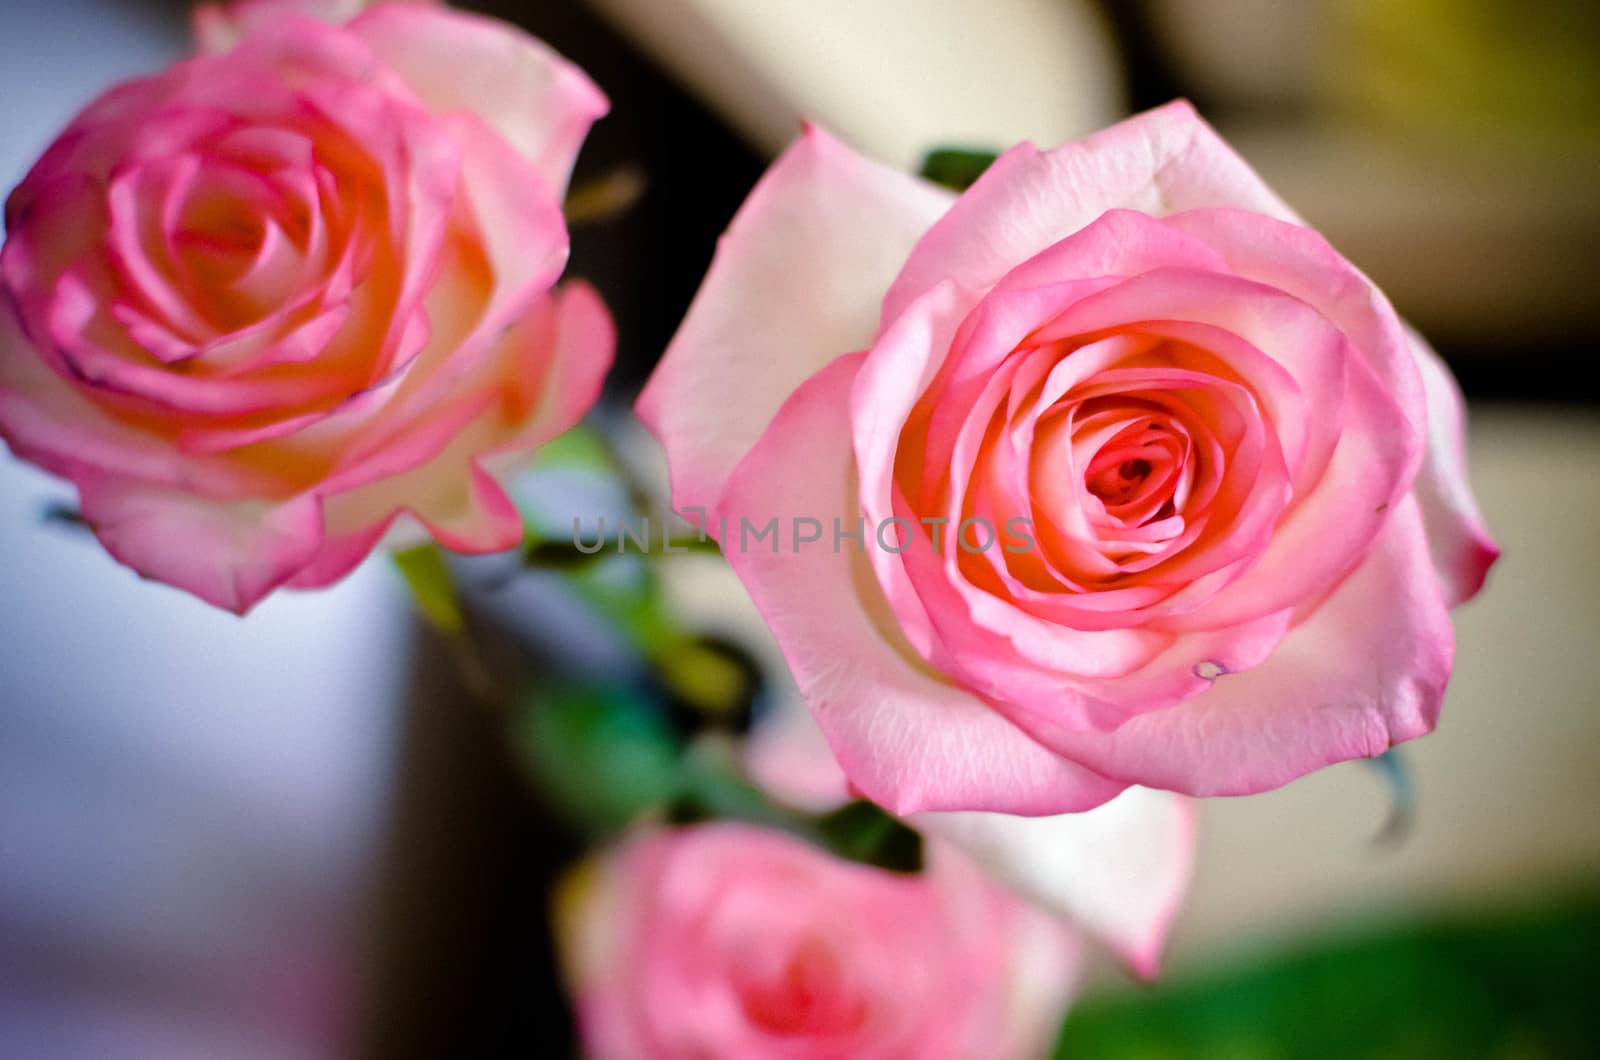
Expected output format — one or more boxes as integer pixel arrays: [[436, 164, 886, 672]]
[[175, 191, 268, 284], [736, 937, 863, 1037], [1088, 452, 1157, 507]]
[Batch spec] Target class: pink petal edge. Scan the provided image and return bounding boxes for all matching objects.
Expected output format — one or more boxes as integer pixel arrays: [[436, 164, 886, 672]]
[[637, 124, 953, 524]]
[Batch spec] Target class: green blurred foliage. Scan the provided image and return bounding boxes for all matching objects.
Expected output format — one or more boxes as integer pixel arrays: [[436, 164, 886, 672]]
[[516, 681, 923, 874], [1056, 889, 1600, 1059], [519, 682, 684, 834], [527, 422, 618, 476], [392, 543, 464, 634]]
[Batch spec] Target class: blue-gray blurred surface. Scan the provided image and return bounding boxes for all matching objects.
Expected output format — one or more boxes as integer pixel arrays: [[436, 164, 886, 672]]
[[0, 8, 410, 1058]]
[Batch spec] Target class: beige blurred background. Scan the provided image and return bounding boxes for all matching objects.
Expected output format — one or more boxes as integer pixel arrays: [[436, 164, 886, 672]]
[[1177, 407, 1600, 967]]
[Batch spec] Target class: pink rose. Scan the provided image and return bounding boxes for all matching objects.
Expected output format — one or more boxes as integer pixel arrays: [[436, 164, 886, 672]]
[[0, 2, 611, 613], [639, 103, 1499, 814], [560, 823, 1081, 1060]]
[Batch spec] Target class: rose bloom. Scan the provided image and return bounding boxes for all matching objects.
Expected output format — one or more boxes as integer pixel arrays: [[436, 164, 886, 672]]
[[639, 103, 1500, 814], [0, 0, 611, 613], [559, 823, 1082, 1060]]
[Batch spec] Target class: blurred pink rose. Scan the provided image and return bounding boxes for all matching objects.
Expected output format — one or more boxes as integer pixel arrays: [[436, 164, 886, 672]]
[[639, 102, 1499, 814], [0, 2, 611, 613], [560, 823, 1081, 1060]]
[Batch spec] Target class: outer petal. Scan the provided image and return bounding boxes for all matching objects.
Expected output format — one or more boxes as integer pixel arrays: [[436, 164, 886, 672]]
[[638, 126, 953, 522], [501, 281, 616, 451], [301, 281, 614, 587], [1408, 329, 1500, 607], [194, 0, 438, 55], [717, 353, 1126, 815], [916, 787, 1195, 979], [75, 479, 324, 615], [1021, 496, 1454, 796], [347, 3, 607, 196], [883, 99, 1298, 324]]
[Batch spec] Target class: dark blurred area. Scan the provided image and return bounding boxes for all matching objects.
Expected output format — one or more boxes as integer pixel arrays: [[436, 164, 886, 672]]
[[3, 2, 1597, 1059], [468, 4, 766, 398]]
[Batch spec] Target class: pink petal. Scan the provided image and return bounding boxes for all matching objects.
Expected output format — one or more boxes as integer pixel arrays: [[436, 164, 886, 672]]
[[1017, 495, 1454, 796], [193, 0, 438, 54], [0, 302, 267, 498], [348, 3, 607, 196], [310, 281, 613, 566], [741, 685, 857, 814], [338, 110, 569, 450], [1154, 328, 1412, 633], [1162, 208, 1426, 471], [46, 269, 355, 416], [284, 517, 390, 592], [1408, 328, 1499, 607], [717, 353, 1126, 815], [75, 477, 325, 615], [1165, 206, 1494, 610], [411, 461, 524, 553], [192, 3, 244, 53], [883, 100, 1297, 325], [503, 279, 615, 448], [850, 280, 971, 660], [917, 786, 1195, 978], [638, 125, 953, 523]]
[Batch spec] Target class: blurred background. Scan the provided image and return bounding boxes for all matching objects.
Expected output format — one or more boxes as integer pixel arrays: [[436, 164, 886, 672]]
[[1, 1, 1596, 1056]]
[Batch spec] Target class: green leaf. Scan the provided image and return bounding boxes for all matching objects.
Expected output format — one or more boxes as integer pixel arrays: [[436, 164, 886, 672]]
[[548, 552, 749, 721], [392, 544, 464, 634], [655, 638, 752, 721], [816, 800, 924, 874], [528, 422, 616, 475], [669, 759, 924, 875], [667, 755, 797, 833], [564, 557, 678, 657], [517, 679, 925, 872], [518, 682, 684, 835], [41, 502, 89, 530], [522, 532, 720, 571], [919, 147, 1000, 191], [523, 537, 613, 571], [1053, 890, 1600, 1059]]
